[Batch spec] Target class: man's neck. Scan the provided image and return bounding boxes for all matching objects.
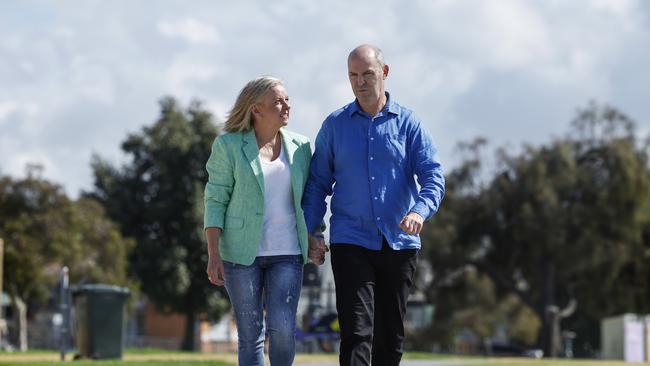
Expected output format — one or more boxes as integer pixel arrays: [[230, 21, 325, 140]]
[[358, 94, 387, 116]]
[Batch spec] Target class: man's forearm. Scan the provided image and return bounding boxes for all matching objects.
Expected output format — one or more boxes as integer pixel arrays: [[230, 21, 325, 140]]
[[414, 159, 445, 219], [302, 188, 329, 233]]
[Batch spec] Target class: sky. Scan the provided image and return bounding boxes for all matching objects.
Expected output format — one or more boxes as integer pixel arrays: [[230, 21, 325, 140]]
[[1, 0, 649, 198]]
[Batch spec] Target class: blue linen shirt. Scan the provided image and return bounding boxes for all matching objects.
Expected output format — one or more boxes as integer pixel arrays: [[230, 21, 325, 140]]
[[302, 93, 445, 250]]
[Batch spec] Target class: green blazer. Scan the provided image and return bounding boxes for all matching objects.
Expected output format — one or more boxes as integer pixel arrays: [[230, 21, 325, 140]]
[[204, 128, 312, 265]]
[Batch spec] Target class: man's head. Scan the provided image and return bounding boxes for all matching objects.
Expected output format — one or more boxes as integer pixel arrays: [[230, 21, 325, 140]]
[[347, 44, 389, 109]]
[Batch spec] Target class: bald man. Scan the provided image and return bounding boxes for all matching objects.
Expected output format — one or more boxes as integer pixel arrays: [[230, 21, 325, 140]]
[[302, 45, 445, 366]]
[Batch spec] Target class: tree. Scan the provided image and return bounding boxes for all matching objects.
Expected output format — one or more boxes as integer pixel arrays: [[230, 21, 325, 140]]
[[421, 103, 650, 357], [0, 165, 133, 350], [89, 97, 229, 350], [418, 138, 540, 352]]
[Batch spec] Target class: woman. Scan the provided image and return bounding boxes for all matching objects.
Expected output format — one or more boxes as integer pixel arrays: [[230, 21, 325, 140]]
[[204, 76, 315, 365]]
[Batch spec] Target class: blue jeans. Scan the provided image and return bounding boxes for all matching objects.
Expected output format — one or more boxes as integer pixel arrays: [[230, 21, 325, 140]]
[[223, 255, 303, 366]]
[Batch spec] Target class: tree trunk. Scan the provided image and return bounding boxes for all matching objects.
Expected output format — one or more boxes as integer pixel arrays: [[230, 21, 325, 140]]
[[10, 294, 28, 351], [546, 305, 562, 358], [537, 261, 577, 359], [181, 308, 197, 351], [540, 260, 556, 358]]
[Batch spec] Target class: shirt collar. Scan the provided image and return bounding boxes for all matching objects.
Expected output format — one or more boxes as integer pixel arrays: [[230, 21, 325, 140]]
[[349, 92, 400, 117]]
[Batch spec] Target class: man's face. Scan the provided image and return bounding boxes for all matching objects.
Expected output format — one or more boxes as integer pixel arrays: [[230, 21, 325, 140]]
[[347, 54, 387, 105]]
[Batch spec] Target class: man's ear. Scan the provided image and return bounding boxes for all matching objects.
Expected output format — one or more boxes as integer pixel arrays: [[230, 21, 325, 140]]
[[383, 64, 390, 79]]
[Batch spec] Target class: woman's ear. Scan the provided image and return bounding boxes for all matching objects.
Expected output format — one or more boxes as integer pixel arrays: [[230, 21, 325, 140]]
[[251, 104, 260, 117]]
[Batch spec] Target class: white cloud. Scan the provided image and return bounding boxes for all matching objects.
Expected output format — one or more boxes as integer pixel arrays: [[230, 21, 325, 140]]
[[52, 26, 76, 39], [157, 17, 220, 45], [1, 0, 649, 198], [408, 0, 554, 71], [591, 0, 636, 15], [479, 1, 555, 69], [4, 151, 57, 180], [164, 58, 219, 100], [0, 100, 39, 129], [204, 101, 229, 122], [0, 101, 19, 124], [70, 56, 117, 104]]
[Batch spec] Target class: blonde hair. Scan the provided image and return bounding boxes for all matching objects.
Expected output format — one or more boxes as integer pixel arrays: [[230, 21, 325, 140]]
[[223, 76, 283, 133]]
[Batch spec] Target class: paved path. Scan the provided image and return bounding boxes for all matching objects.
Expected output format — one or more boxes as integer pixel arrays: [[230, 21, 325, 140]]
[[296, 360, 487, 366]]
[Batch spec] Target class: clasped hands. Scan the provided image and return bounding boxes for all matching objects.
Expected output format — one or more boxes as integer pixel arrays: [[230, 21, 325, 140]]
[[308, 232, 329, 265], [307, 212, 422, 265]]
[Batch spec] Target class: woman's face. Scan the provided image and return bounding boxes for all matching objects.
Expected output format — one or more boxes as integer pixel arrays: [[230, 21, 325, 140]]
[[253, 84, 290, 129]]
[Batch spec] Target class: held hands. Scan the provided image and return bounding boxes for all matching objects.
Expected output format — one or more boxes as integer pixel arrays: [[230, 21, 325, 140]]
[[206, 255, 225, 286], [308, 232, 329, 265], [400, 212, 424, 235]]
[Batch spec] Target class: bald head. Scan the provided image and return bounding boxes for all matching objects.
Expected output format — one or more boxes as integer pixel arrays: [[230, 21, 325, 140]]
[[348, 44, 385, 68], [347, 44, 389, 115]]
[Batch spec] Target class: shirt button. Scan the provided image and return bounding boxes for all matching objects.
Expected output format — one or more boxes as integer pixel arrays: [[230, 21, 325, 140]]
[[371, 176, 375, 180], [374, 196, 378, 200], [370, 137, 374, 141], [376, 217, 380, 220], [370, 156, 374, 160]]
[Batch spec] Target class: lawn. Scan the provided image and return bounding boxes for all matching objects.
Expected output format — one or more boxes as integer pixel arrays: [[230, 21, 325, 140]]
[[0, 348, 234, 365], [0, 350, 646, 366], [402, 352, 647, 365]]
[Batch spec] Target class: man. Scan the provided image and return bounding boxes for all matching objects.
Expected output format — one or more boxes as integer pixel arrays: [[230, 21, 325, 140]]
[[302, 44, 445, 366]]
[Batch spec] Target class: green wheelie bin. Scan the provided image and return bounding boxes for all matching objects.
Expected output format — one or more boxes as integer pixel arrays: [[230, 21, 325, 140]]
[[72, 284, 130, 359]]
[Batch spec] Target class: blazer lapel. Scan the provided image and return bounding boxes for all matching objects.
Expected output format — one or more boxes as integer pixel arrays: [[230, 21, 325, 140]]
[[280, 129, 303, 204], [242, 130, 264, 193]]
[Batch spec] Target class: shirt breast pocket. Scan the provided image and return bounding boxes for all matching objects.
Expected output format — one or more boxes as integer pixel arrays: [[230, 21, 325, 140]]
[[383, 134, 407, 163]]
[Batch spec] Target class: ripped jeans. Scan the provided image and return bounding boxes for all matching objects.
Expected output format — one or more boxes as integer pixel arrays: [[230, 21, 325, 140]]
[[223, 255, 303, 366]]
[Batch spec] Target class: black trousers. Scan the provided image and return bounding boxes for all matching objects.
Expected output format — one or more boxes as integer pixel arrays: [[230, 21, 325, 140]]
[[331, 238, 418, 366]]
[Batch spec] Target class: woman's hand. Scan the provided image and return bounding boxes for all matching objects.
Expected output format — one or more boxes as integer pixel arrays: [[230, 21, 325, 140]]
[[205, 227, 225, 286], [207, 254, 226, 286]]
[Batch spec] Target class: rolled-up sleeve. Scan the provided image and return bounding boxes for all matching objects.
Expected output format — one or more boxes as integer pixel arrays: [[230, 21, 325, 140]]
[[409, 122, 445, 220], [204, 137, 233, 230]]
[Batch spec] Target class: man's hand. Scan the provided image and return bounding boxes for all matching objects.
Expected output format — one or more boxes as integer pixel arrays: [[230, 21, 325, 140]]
[[399, 212, 424, 235], [308, 233, 329, 265], [206, 255, 225, 286]]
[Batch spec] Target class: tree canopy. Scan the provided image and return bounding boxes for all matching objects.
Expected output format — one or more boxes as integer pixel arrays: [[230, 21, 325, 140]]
[[421, 103, 650, 357], [0, 164, 133, 349]]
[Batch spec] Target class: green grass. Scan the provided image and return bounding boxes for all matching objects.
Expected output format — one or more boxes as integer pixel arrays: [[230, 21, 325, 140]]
[[123, 348, 197, 355], [403, 351, 466, 359], [455, 362, 643, 366], [0, 350, 645, 366], [0, 348, 235, 366], [0, 350, 60, 355], [402, 351, 647, 365], [0, 362, 230, 366], [0, 348, 192, 355]]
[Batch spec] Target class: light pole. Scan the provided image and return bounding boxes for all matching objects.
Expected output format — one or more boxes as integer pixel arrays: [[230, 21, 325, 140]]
[[59, 266, 69, 361]]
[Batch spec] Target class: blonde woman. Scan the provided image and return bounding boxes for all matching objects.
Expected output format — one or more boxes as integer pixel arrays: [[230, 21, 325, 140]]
[[204, 76, 323, 365]]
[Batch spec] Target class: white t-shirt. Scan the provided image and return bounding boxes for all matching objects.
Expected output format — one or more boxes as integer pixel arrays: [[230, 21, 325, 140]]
[[258, 145, 301, 256]]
